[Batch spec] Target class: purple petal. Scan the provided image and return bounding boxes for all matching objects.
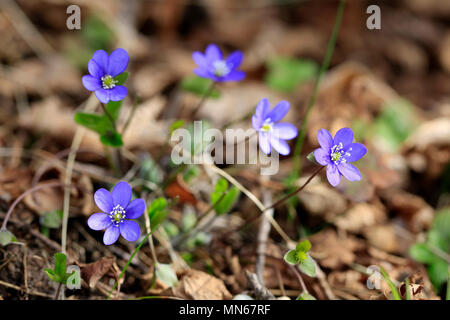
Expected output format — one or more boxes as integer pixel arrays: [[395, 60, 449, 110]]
[[224, 70, 245, 81], [272, 123, 298, 140], [194, 68, 211, 79], [82, 75, 101, 91], [226, 51, 243, 68], [252, 98, 270, 129], [317, 129, 333, 151], [87, 213, 111, 231], [205, 44, 222, 61], [112, 181, 132, 208], [345, 143, 367, 163], [103, 225, 120, 245], [266, 100, 290, 122], [333, 128, 354, 148], [119, 220, 141, 242], [88, 59, 105, 78], [92, 50, 109, 73], [326, 164, 341, 187], [338, 163, 362, 181], [193, 51, 207, 68], [125, 198, 145, 219], [314, 148, 330, 166], [109, 85, 127, 101], [95, 88, 110, 104], [270, 137, 290, 155], [94, 188, 113, 213], [258, 132, 271, 154], [107, 48, 129, 77]]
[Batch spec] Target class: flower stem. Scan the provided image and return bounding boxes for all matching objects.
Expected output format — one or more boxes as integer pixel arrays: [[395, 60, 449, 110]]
[[290, 264, 308, 294], [291, 0, 346, 179], [55, 283, 62, 300], [265, 166, 324, 211], [191, 81, 216, 119], [1, 182, 63, 231], [107, 229, 154, 300]]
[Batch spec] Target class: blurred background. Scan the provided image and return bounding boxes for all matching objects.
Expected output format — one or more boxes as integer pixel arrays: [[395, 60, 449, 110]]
[[0, 0, 449, 300]]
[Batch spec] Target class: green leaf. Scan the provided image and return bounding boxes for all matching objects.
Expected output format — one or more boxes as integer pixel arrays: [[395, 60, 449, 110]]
[[82, 15, 114, 50], [100, 131, 123, 147], [113, 72, 129, 86], [264, 57, 318, 93], [163, 221, 179, 237], [155, 263, 178, 287], [54, 253, 67, 279], [215, 187, 240, 215], [296, 292, 316, 300], [45, 268, 59, 282], [432, 208, 450, 243], [181, 76, 220, 98], [105, 100, 123, 121], [40, 210, 63, 229], [371, 99, 418, 152], [284, 250, 298, 265], [74, 112, 111, 135], [428, 260, 449, 291], [148, 197, 169, 229], [0, 230, 17, 246], [298, 255, 316, 277], [296, 240, 311, 253], [409, 243, 438, 264]]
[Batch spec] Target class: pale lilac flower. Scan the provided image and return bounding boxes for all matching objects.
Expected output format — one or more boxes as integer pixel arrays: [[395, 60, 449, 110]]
[[252, 98, 298, 155], [88, 181, 145, 245], [82, 48, 129, 104], [192, 44, 245, 82], [314, 128, 367, 187]]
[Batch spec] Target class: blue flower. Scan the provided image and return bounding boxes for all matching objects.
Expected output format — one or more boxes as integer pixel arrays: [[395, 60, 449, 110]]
[[314, 128, 367, 187], [192, 44, 245, 82], [252, 98, 298, 155], [82, 48, 129, 104], [87, 181, 145, 245]]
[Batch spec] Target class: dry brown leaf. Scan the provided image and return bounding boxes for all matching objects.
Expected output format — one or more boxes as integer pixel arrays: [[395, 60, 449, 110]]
[[364, 225, 399, 253], [310, 229, 365, 269], [76, 256, 117, 289], [171, 269, 232, 300], [334, 203, 387, 234], [23, 179, 63, 214]]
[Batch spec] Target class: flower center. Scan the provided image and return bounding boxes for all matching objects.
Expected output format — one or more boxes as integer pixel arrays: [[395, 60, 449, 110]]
[[261, 118, 273, 132], [109, 205, 126, 226], [101, 75, 117, 89], [212, 60, 230, 77], [330, 143, 351, 165]]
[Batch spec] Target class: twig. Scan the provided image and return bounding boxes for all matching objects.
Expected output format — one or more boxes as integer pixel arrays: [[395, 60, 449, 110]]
[[0, 280, 52, 298], [245, 271, 276, 300], [255, 187, 273, 285]]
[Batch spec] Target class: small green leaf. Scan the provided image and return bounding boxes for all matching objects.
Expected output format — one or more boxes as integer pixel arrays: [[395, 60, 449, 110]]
[[296, 240, 311, 253], [265, 57, 318, 93], [181, 76, 220, 98], [113, 72, 129, 86], [100, 131, 123, 147], [40, 210, 63, 229], [148, 197, 169, 229], [215, 187, 240, 215], [105, 100, 123, 121], [54, 253, 68, 279], [163, 221, 179, 237], [74, 112, 111, 135], [296, 292, 316, 300], [155, 263, 178, 287], [0, 230, 17, 246], [181, 209, 197, 232], [45, 268, 59, 282], [298, 255, 316, 277], [428, 260, 449, 292], [284, 250, 298, 265]]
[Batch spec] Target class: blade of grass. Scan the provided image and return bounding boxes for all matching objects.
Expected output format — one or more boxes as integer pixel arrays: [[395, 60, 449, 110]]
[[379, 266, 402, 300], [405, 277, 411, 300]]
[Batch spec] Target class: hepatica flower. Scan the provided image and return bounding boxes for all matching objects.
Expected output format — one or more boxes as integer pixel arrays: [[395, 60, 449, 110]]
[[193, 44, 245, 82], [82, 48, 129, 104], [88, 181, 145, 245], [314, 128, 367, 187], [252, 98, 298, 155]]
